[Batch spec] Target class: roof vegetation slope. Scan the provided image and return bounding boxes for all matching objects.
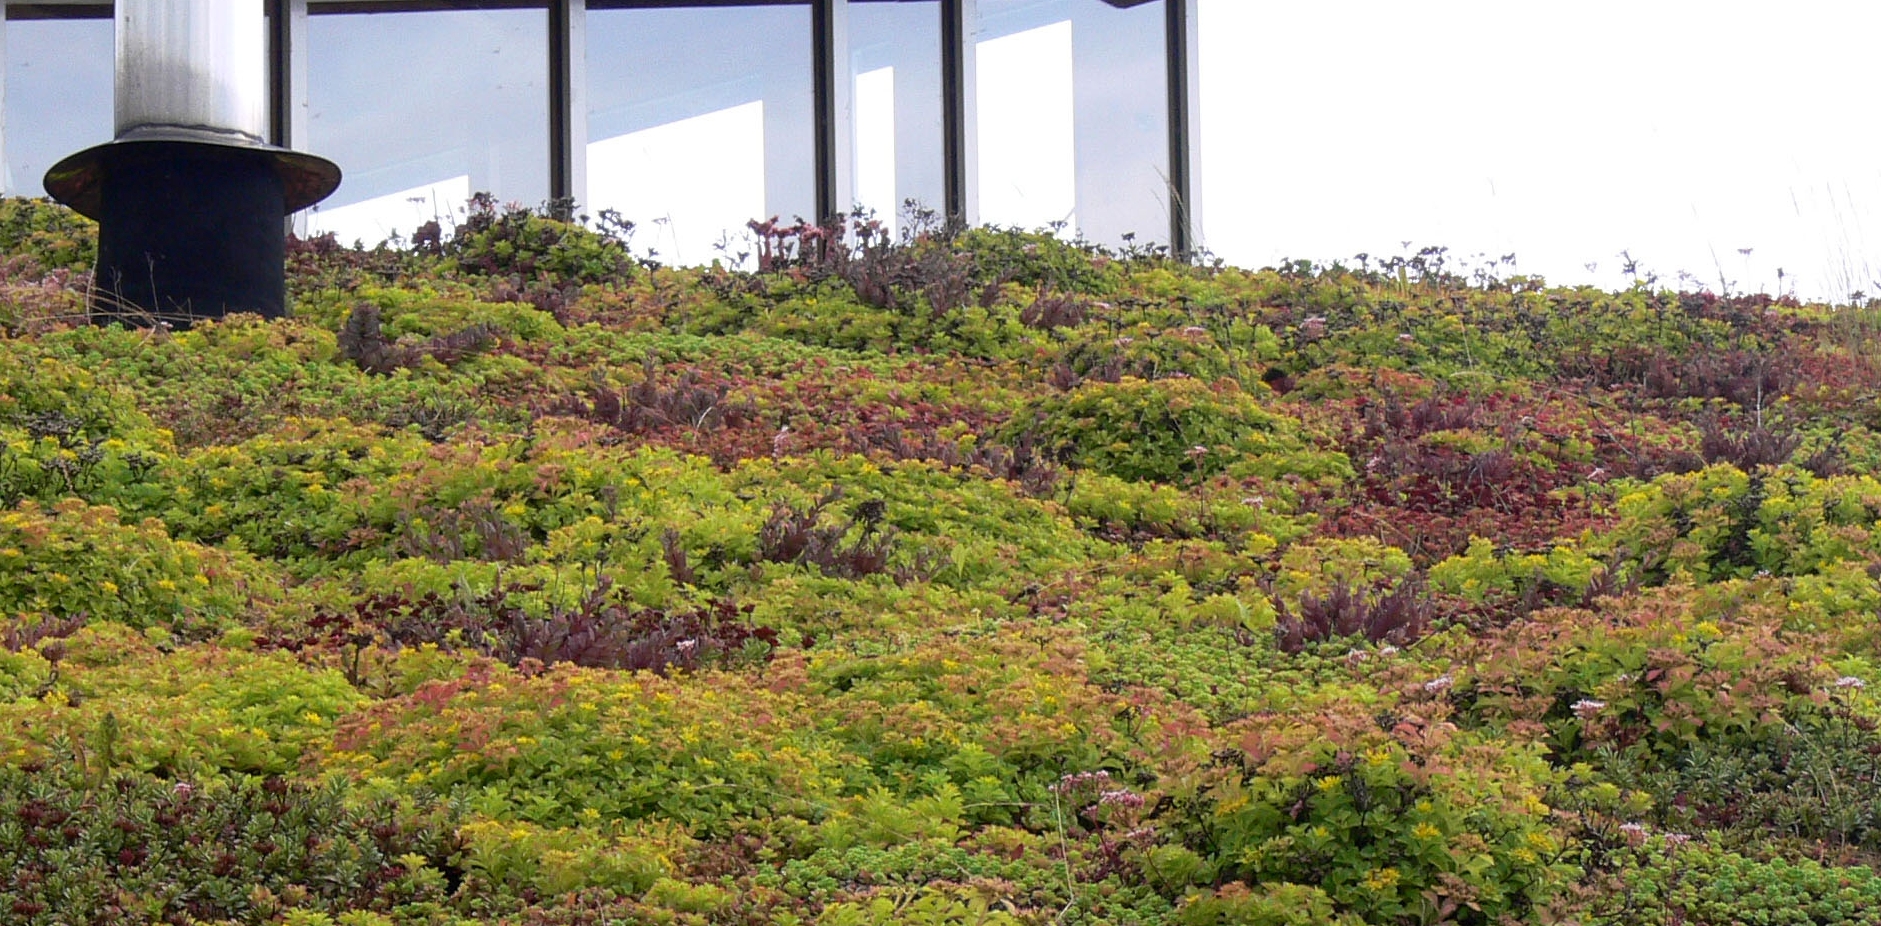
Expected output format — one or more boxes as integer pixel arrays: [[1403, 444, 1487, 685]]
[[3, 194, 1881, 925]]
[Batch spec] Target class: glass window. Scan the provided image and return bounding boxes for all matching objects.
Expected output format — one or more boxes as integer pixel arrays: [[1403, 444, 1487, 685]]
[[6, 14, 113, 198], [850, 0, 943, 239], [1194, 2, 1881, 302], [304, 6, 550, 246], [973, 0, 1168, 249], [586, 2, 814, 267]]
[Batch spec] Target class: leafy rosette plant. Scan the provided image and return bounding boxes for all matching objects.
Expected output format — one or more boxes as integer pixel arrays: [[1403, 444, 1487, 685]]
[[1169, 700, 1574, 925], [0, 353, 175, 507], [0, 499, 278, 634], [1012, 376, 1348, 487], [322, 656, 858, 834], [0, 623, 363, 776], [0, 197, 97, 271], [1456, 583, 1825, 760]]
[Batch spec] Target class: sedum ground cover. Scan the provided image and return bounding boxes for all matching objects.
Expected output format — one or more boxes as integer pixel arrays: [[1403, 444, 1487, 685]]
[[2, 196, 1881, 924]]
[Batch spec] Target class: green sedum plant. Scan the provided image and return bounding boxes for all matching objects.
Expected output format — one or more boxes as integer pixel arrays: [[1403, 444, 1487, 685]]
[[1012, 376, 1348, 486], [1172, 701, 1575, 925], [0, 499, 279, 634], [5, 196, 1881, 923]]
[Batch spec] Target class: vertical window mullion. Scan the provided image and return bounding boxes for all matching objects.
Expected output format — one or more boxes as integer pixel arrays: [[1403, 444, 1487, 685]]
[[550, 0, 583, 210], [268, 0, 287, 148], [270, 0, 310, 234], [1165, 0, 1193, 257], [941, 0, 975, 227], [813, 0, 844, 224], [266, 0, 309, 150], [567, 0, 587, 213]]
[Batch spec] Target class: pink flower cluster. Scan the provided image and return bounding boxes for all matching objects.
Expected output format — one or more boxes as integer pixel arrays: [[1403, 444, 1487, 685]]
[[1048, 769, 1111, 795]]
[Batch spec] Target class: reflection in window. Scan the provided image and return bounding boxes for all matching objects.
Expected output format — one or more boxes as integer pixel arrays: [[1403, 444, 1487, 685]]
[[973, 0, 1167, 248], [854, 67, 897, 227], [587, 3, 813, 266], [5, 16, 113, 198], [1194, 2, 1881, 301], [850, 0, 944, 238], [304, 7, 549, 245], [587, 101, 766, 264], [976, 20, 1075, 232], [308, 176, 471, 249]]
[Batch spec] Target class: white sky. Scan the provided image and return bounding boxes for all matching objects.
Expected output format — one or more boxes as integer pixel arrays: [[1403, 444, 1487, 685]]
[[1198, 0, 1881, 302]]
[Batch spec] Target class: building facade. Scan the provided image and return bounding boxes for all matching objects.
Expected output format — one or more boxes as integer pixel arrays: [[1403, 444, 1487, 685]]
[[3, 0, 1200, 261]]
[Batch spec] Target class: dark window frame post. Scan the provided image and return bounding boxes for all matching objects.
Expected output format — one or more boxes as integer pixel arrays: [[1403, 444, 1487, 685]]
[[940, 0, 975, 228], [1165, 0, 1196, 258], [549, 0, 587, 214], [813, 0, 851, 226], [267, 0, 310, 234]]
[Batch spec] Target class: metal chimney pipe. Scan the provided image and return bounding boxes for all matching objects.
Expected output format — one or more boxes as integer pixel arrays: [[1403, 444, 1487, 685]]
[[43, 0, 339, 327]]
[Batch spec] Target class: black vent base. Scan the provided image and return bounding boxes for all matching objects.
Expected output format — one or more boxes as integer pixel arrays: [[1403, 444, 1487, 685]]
[[93, 141, 287, 327]]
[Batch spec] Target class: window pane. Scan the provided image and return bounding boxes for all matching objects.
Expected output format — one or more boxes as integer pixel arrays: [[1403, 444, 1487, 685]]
[[973, 0, 1167, 248], [850, 0, 943, 238], [586, 3, 814, 267], [1195, 1, 1881, 302], [305, 7, 549, 246], [6, 16, 113, 198]]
